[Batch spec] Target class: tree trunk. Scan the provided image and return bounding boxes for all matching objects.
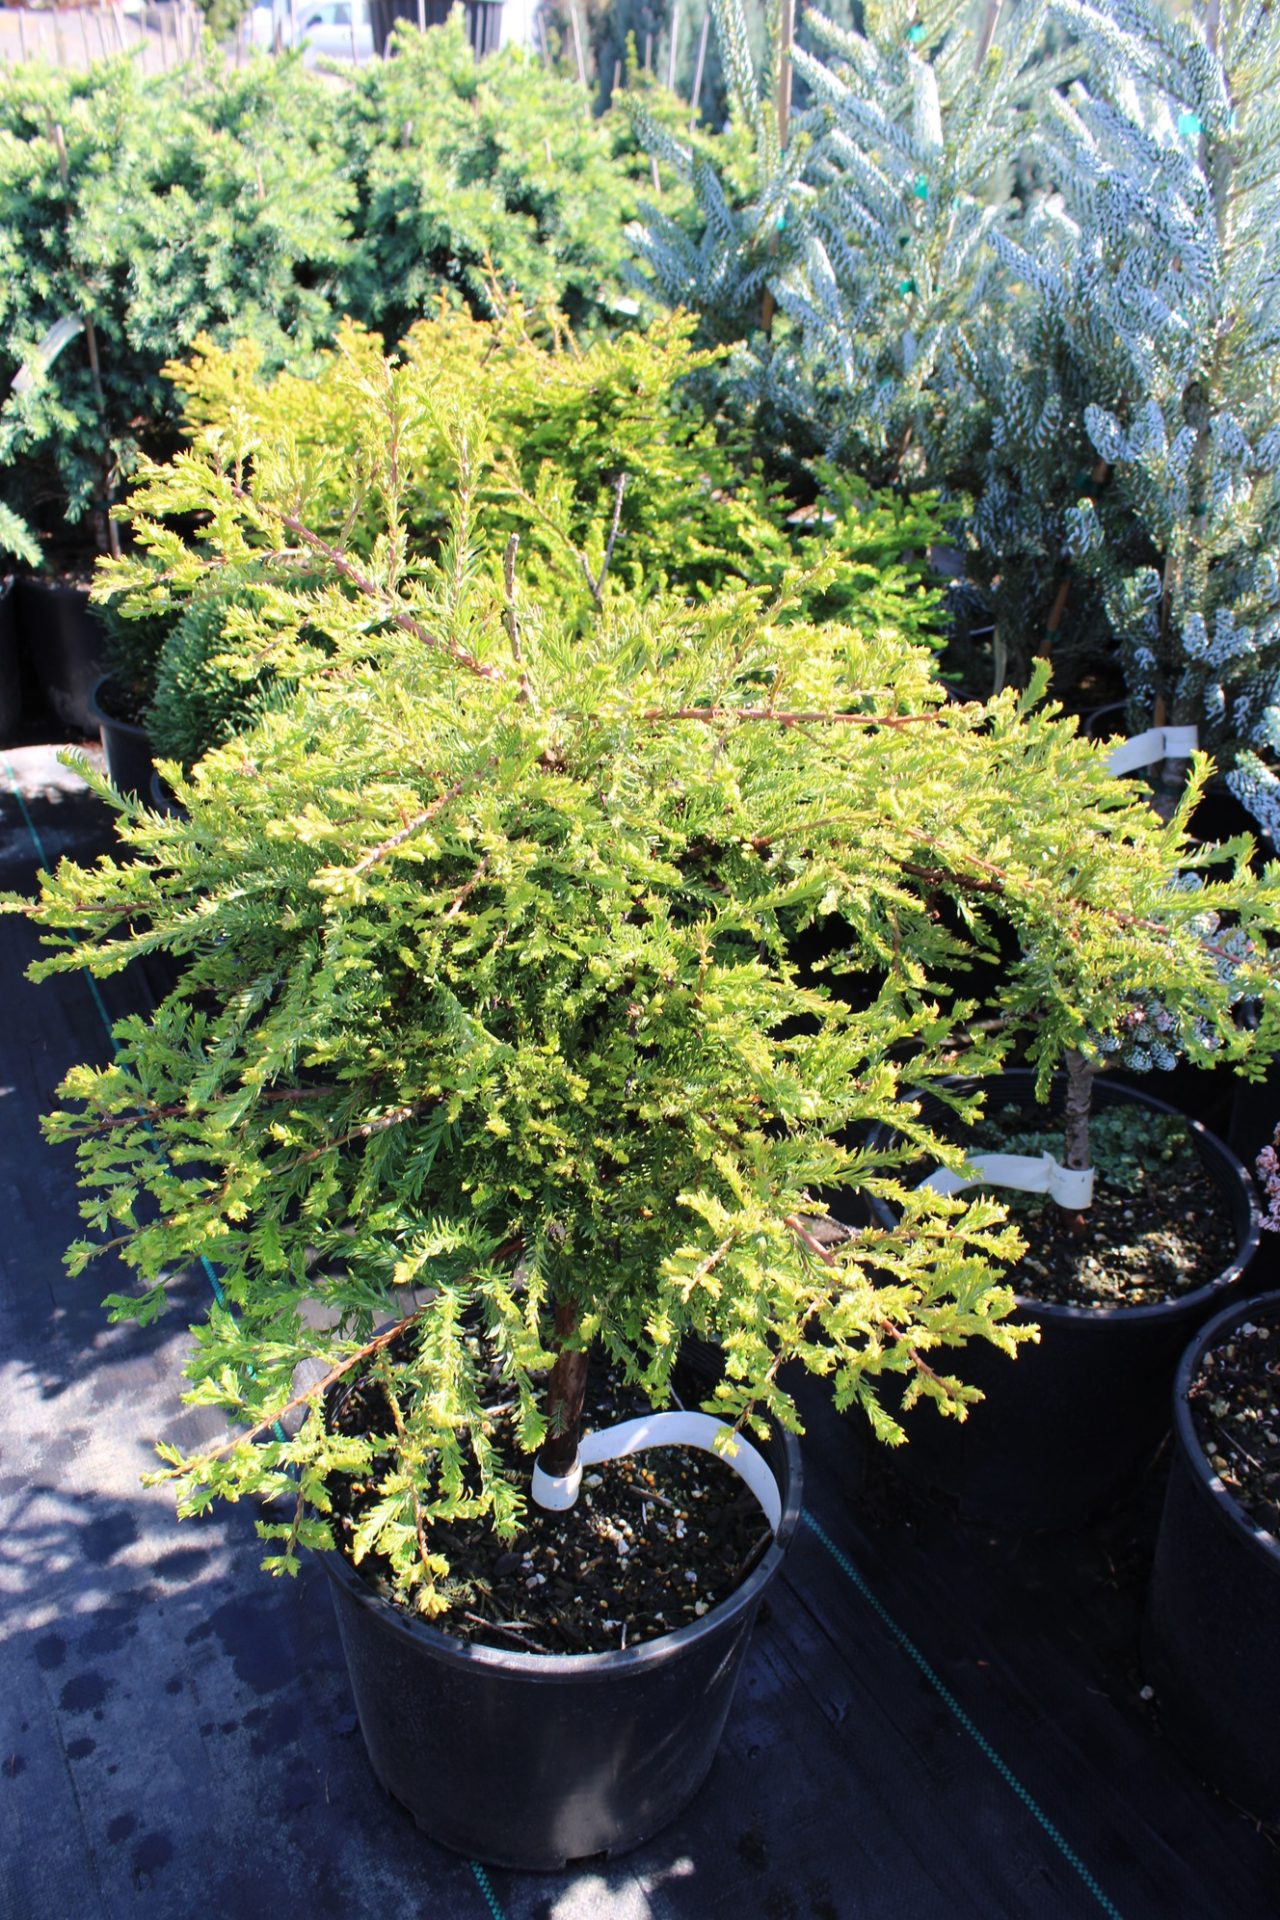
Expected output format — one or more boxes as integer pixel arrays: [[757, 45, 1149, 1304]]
[[537, 1297, 588, 1478], [1063, 1047, 1096, 1239]]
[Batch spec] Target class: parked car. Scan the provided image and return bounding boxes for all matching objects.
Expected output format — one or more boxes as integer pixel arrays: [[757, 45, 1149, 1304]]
[[248, 0, 375, 61]]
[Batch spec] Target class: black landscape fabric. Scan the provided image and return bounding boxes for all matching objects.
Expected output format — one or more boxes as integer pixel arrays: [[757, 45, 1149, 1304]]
[[2, 750, 1277, 1920]]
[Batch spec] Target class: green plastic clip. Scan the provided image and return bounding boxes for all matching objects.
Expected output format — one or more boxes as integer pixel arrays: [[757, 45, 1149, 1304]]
[[913, 175, 929, 200], [1177, 111, 1203, 137]]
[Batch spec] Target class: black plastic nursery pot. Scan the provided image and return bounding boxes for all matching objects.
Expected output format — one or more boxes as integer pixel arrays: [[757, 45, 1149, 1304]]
[[1142, 1290, 1280, 1823], [865, 1073, 1260, 1530], [322, 1419, 802, 1870], [13, 577, 104, 737], [88, 676, 155, 799]]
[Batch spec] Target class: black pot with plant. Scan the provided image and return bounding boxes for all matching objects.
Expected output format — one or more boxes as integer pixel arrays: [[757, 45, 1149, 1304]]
[[1142, 1284, 1280, 1823], [84, 594, 171, 797], [863, 1068, 1261, 1528], [13, 326, 1280, 1864]]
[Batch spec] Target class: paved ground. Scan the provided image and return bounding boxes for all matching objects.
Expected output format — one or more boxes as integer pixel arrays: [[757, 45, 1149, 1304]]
[[2, 746, 1278, 1920]]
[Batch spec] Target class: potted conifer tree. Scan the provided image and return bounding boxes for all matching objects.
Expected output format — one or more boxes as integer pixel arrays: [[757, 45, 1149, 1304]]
[[12, 331, 1280, 1868]]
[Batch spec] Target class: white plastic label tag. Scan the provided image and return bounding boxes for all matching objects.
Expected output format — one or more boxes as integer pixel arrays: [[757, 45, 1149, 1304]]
[[919, 1149, 1094, 1209], [531, 1410, 782, 1532], [10, 315, 86, 395], [1106, 725, 1199, 777]]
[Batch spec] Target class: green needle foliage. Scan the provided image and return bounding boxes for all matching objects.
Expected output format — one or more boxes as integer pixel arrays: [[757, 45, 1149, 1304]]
[[0, 54, 352, 555], [14, 338, 1280, 1615], [100, 305, 948, 764]]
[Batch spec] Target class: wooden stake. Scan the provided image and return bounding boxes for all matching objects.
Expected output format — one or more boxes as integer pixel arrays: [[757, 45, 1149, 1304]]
[[612, 55, 621, 96], [568, 0, 587, 87], [17, 10, 27, 62], [761, 0, 795, 334], [777, 0, 794, 144], [417, 0, 425, 29], [667, 0, 679, 89], [973, 0, 1002, 69], [49, 120, 121, 560], [643, 29, 652, 73], [689, 11, 708, 127], [78, 9, 93, 66]]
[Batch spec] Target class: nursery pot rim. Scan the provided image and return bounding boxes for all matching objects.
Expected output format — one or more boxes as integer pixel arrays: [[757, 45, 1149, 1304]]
[[319, 1420, 803, 1681], [880, 1071, 1260, 1326], [87, 673, 150, 740], [1170, 1286, 1280, 1574]]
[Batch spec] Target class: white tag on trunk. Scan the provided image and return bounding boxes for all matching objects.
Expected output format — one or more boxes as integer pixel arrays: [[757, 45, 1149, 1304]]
[[920, 1150, 1094, 1209], [1106, 725, 1199, 777], [531, 1410, 782, 1532]]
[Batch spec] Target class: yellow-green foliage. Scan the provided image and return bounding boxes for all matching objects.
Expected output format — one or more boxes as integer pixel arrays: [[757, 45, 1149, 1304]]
[[104, 305, 948, 764], [15, 332, 1280, 1607]]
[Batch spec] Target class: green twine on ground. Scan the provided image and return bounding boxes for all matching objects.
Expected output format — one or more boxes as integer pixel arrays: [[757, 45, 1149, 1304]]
[[801, 1510, 1126, 1920], [470, 1859, 508, 1919]]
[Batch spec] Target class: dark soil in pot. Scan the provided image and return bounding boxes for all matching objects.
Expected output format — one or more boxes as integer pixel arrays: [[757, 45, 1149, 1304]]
[[965, 1095, 1237, 1308], [1143, 1291, 1280, 1824], [328, 1348, 775, 1656], [1184, 1304, 1280, 1531], [859, 1072, 1259, 1529], [320, 1347, 802, 1869]]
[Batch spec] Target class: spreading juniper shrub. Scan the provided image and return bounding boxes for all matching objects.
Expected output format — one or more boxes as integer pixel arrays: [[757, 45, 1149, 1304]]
[[968, 1102, 1238, 1309], [1186, 1316, 1280, 1537], [329, 1338, 772, 1656]]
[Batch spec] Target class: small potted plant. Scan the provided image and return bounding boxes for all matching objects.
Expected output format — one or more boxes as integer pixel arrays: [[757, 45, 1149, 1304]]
[[869, 1025, 1272, 1528], [14, 333, 1280, 1867], [1141, 1130, 1280, 1822]]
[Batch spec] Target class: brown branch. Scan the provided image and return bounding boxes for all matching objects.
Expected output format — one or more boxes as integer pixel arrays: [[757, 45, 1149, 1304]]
[[289, 1102, 429, 1169], [351, 778, 467, 875], [642, 706, 948, 730], [502, 533, 532, 707], [444, 857, 491, 921], [579, 473, 629, 610], [62, 1083, 343, 1137], [227, 483, 499, 683], [151, 1235, 525, 1481], [784, 1213, 836, 1265]]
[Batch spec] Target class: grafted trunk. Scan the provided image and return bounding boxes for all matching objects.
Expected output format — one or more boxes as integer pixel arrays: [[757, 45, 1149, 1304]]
[[537, 1297, 588, 1478], [1063, 1047, 1096, 1239]]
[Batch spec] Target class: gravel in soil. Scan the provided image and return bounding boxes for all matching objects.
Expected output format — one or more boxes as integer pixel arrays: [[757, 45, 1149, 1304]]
[[967, 1105, 1237, 1310], [1188, 1314, 1280, 1537], [330, 1356, 774, 1657]]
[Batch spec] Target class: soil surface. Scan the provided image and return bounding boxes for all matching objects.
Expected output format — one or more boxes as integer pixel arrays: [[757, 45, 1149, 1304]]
[[1187, 1311, 1280, 1537], [330, 1351, 775, 1656], [967, 1103, 1238, 1309]]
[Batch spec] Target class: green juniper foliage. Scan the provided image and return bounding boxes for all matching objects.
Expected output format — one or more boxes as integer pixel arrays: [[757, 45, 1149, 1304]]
[[98, 306, 949, 763], [333, 19, 685, 345], [0, 34, 672, 558], [0, 54, 351, 553], [15, 337, 1280, 1616]]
